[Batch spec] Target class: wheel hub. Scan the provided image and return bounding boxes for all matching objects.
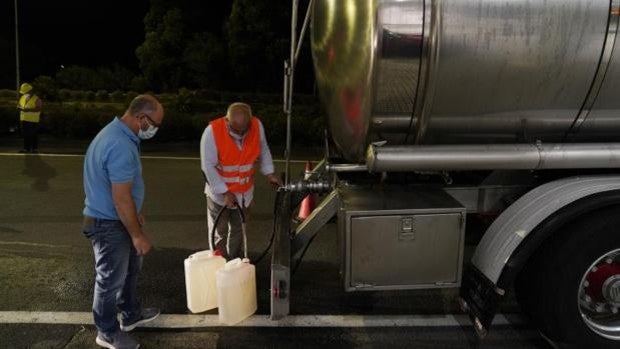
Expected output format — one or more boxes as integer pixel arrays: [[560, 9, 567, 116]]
[[578, 248, 620, 341], [585, 262, 620, 303], [603, 275, 620, 305]]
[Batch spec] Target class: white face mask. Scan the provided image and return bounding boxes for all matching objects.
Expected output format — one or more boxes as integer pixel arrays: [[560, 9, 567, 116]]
[[138, 124, 158, 140], [138, 118, 158, 140]]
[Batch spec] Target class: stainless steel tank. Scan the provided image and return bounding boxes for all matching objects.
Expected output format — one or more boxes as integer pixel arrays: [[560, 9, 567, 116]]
[[311, 0, 620, 162]]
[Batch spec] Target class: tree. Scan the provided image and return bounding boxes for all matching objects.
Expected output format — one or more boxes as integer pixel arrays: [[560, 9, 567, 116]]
[[183, 32, 227, 89], [97, 65, 136, 91], [33, 75, 58, 100], [134, 0, 301, 92], [129, 76, 150, 92], [136, 7, 187, 91], [56, 66, 104, 91], [225, 0, 290, 92], [54, 65, 137, 91]]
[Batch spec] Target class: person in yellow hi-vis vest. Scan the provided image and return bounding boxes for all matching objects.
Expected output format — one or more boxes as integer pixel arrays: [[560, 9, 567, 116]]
[[17, 83, 43, 153]]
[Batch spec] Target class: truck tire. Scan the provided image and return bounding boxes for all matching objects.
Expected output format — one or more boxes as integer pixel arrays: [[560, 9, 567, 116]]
[[516, 206, 620, 348]]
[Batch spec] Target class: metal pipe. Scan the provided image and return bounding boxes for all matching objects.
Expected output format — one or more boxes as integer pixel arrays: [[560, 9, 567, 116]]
[[304, 159, 326, 180], [285, 178, 332, 193], [367, 143, 620, 172], [372, 113, 584, 134], [294, 0, 313, 65], [325, 163, 368, 173], [270, 190, 292, 320], [285, 0, 299, 187], [283, 61, 289, 114]]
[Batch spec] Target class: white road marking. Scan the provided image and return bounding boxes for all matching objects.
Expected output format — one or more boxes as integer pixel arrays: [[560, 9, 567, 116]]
[[0, 312, 524, 328], [0, 152, 84, 158], [0, 241, 72, 249], [0, 152, 309, 163]]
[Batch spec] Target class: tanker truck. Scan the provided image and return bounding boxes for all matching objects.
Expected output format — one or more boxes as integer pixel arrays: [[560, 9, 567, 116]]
[[269, 1, 620, 347]]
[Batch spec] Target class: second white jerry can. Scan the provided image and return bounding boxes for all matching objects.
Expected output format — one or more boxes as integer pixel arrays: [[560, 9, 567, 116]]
[[216, 258, 257, 325]]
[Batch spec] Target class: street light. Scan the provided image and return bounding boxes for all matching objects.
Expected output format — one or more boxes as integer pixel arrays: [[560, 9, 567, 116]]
[[14, 0, 20, 93]]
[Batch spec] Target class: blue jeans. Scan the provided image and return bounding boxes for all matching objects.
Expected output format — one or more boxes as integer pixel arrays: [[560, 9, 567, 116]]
[[83, 218, 143, 336]]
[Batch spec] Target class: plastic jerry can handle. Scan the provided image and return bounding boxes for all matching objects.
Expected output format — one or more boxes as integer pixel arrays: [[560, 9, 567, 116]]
[[224, 258, 243, 270], [189, 250, 214, 260]]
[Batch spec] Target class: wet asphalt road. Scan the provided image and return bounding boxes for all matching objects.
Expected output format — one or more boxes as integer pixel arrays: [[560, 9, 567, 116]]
[[0, 153, 550, 348]]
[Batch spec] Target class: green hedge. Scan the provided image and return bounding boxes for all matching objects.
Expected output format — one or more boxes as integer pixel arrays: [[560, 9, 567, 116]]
[[0, 90, 17, 99], [0, 100, 325, 147]]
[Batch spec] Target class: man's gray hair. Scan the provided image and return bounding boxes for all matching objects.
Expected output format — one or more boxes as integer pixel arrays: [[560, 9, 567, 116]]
[[226, 102, 252, 120], [127, 95, 158, 116]]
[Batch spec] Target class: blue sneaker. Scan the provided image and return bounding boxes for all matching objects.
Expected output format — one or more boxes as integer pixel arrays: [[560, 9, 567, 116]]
[[120, 308, 160, 332], [95, 330, 139, 349]]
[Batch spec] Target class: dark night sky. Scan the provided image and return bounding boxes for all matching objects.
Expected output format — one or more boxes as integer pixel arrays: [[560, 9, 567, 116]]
[[0, 1, 299, 91], [1, 0, 150, 88]]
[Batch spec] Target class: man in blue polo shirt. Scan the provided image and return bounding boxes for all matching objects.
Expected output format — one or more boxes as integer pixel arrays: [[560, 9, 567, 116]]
[[83, 94, 164, 349]]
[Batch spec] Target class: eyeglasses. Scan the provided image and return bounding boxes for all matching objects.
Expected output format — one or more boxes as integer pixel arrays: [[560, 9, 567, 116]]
[[140, 113, 161, 128]]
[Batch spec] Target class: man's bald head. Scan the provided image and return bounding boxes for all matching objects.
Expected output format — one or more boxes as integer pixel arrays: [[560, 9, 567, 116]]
[[226, 102, 252, 135]]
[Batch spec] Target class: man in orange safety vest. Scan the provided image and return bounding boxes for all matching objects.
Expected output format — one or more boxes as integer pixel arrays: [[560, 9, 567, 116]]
[[200, 102, 282, 259]]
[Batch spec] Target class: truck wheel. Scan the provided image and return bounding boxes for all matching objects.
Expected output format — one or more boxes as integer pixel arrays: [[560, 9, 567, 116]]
[[516, 207, 620, 348]]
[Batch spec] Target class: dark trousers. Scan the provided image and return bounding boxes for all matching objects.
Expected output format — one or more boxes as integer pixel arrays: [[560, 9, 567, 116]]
[[21, 121, 39, 151], [206, 196, 250, 260], [83, 218, 143, 336]]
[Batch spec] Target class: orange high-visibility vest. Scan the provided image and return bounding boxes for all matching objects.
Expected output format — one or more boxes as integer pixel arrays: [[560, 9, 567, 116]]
[[210, 116, 261, 193]]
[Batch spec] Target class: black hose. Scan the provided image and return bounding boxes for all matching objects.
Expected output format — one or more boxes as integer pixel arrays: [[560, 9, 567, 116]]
[[253, 189, 284, 264], [208, 202, 276, 264], [209, 205, 227, 254], [209, 204, 245, 255]]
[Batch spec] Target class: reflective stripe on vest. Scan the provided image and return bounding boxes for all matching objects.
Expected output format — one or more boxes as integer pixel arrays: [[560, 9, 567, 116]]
[[216, 164, 255, 173], [221, 176, 253, 185], [210, 116, 261, 193], [19, 95, 41, 123]]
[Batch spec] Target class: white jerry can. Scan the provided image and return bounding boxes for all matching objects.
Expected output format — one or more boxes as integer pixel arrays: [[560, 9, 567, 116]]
[[216, 258, 257, 325], [184, 250, 226, 313]]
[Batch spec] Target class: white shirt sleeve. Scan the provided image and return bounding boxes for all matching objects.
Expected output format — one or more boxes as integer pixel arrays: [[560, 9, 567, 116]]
[[200, 125, 229, 194], [257, 120, 275, 176]]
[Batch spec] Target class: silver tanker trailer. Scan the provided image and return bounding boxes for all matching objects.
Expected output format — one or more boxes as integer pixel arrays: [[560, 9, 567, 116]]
[[271, 1, 620, 347]]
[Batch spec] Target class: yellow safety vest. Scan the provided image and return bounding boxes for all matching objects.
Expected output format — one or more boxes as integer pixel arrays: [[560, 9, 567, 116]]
[[18, 94, 41, 123]]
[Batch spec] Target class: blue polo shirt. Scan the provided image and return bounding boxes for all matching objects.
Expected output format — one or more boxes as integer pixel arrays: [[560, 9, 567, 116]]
[[83, 117, 144, 220]]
